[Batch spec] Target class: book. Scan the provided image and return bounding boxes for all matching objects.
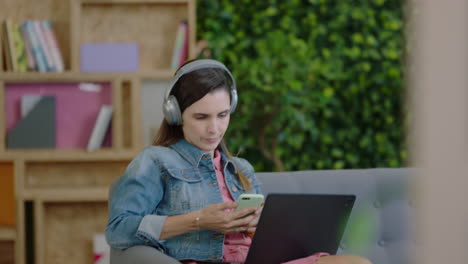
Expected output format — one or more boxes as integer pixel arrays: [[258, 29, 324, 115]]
[[179, 20, 189, 66], [2, 20, 15, 71], [11, 21, 28, 72], [19, 21, 36, 71], [40, 20, 64, 72], [23, 20, 47, 72], [80, 43, 139, 73], [31, 20, 55, 71], [170, 20, 187, 70], [87, 105, 113, 152]]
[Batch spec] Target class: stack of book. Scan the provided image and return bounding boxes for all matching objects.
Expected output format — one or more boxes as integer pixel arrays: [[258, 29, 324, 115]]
[[2, 19, 64, 72]]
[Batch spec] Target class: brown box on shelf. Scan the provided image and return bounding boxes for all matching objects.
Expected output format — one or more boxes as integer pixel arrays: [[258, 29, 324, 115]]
[[0, 163, 15, 227]]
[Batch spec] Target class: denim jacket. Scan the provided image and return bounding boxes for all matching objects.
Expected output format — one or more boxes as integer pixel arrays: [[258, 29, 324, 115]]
[[105, 139, 262, 261]]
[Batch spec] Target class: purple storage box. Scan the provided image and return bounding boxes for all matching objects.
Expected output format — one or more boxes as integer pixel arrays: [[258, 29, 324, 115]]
[[80, 43, 139, 73]]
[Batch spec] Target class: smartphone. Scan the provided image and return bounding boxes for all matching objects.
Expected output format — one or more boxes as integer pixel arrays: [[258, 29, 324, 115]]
[[235, 193, 264, 211]]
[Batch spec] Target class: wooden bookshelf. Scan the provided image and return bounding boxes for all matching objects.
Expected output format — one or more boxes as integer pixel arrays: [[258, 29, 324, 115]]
[[0, 0, 197, 263]]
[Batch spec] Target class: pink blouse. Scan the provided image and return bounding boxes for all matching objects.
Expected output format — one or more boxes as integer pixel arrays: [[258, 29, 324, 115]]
[[183, 150, 251, 264], [213, 150, 252, 262]]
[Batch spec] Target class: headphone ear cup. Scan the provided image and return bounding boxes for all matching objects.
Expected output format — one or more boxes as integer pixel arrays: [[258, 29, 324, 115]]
[[230, 88, 238, 113], [163, 95, 182, 125]]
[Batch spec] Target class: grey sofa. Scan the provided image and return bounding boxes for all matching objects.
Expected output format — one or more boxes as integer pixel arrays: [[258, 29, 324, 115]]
[[110, 168, 414, 264], [257, 168, 415, 264]]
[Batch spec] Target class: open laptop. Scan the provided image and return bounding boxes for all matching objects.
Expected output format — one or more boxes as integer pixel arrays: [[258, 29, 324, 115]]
[[244, 193, 356, 264]]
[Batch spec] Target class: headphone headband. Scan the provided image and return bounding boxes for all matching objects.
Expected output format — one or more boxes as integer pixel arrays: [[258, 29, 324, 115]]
[[163, 59, 238, 125], [164, 59, 236, 99]]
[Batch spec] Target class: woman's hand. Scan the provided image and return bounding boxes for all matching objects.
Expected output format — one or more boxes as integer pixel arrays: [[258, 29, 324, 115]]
[[245, 205, 263, 234], [198, 201, 258, 234]]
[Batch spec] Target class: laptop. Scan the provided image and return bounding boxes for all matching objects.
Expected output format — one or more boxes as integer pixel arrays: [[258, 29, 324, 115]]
[[244, 193, 356, 264]]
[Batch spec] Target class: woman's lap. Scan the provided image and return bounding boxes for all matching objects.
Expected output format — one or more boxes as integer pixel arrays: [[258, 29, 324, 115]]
[[110, 246, 181, 264]]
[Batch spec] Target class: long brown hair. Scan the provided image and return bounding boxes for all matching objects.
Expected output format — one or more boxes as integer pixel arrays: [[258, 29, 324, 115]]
[[153, 64, 252, 190]]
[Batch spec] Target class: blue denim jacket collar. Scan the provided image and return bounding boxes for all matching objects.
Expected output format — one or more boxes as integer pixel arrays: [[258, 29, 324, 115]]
[[169, 139, 237, 174]]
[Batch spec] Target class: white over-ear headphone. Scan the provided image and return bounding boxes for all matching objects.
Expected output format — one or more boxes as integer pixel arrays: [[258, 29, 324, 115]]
[[162, 59, 238, 125]]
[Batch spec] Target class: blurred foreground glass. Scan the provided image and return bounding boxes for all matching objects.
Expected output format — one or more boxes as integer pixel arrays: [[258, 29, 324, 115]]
[[408, 0, 468, 264]]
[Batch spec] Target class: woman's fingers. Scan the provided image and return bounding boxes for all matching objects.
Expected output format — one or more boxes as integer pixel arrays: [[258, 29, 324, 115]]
[[215, 201, 237, 211], [232, 206, 257, 219], [255, 205, 263, 215], [244, 205, 262, 228], [246, 227, 256, 233], [200, 202, 261, 234], [226, 214, 256, 233], [227, 226, 247, 234]]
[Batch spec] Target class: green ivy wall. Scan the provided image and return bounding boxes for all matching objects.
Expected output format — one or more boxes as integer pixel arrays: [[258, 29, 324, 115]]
[[197, 0, 406, 172]]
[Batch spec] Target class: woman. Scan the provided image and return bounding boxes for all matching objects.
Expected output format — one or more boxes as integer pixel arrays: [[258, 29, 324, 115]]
[[106, 59, 371, 264]]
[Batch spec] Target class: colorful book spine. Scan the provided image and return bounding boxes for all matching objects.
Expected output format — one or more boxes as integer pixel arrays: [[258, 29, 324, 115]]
[[11, 22, 28, 72], [23, 20, 47, 72], [2, 20, 13, 71], [40, 20, 64, 72], [179, 21, 188, 66], [170, 21, 186, 70], [31, 20, 56, 71], [3, 20, 17, 71], [19, 21, 36, 71]]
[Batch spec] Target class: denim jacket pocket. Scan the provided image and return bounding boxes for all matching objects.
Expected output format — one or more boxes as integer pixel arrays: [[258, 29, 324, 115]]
[[160, 168, 204, 215]]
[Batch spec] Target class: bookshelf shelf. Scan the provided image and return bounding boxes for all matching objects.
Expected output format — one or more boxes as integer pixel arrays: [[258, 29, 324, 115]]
[[81, 0, 191, 4], [0, 149, 138, 161], [0, 69, 175, 81], [0, 227, 16, 241], [22, 187, 110, 201], [0, 1, 196, 264]]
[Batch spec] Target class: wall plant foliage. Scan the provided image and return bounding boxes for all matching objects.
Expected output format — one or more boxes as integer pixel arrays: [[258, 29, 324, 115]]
[[197, 0, 406, 171]]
